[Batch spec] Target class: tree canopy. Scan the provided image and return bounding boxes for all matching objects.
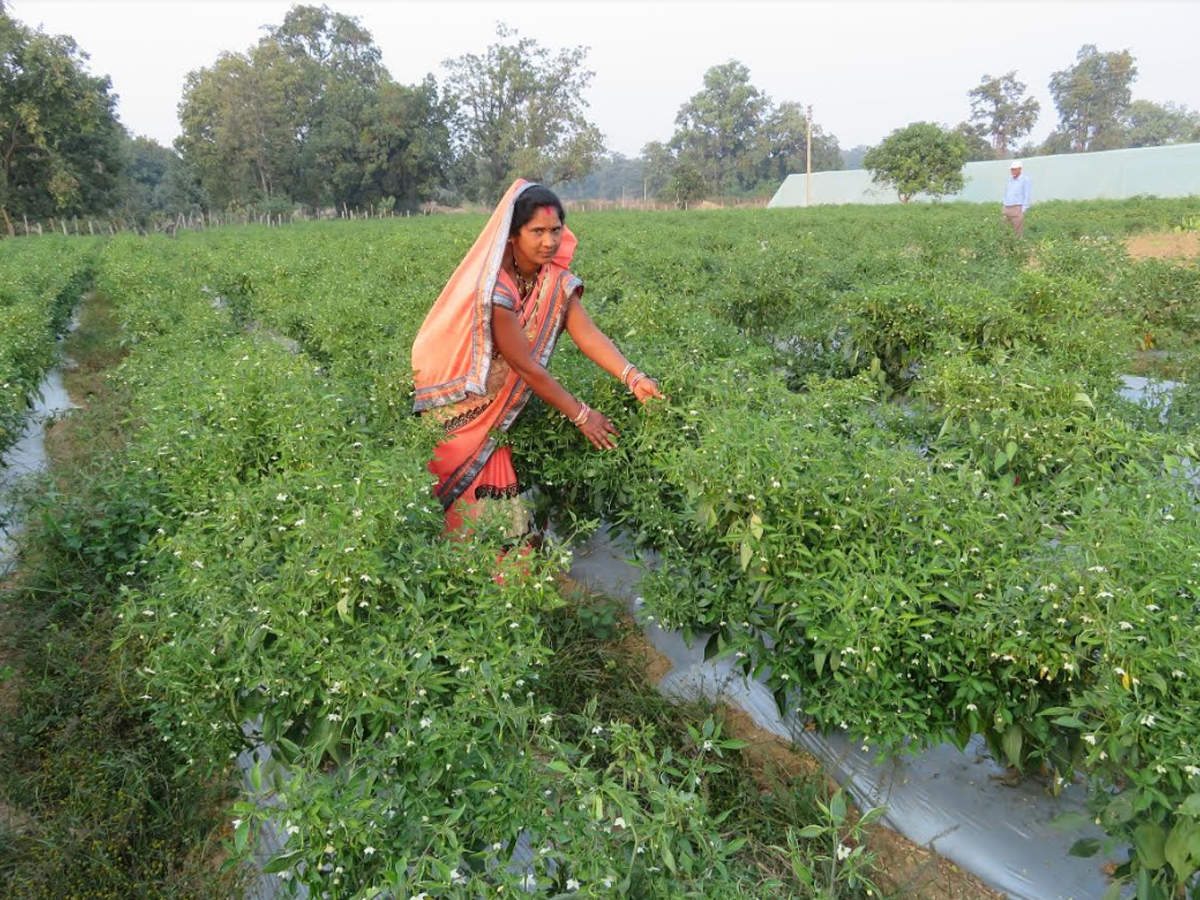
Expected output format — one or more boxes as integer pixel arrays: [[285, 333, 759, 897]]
[[1122, 100, 1200, 148], [0, 8, 123, 233], [645, 60, 840, 204], [443, 24, 605, 203], [968, 72, 1039, 156], [177, 4, 452, 213], [863, 122, 966, 203], [1048, 44, 1137, 152]]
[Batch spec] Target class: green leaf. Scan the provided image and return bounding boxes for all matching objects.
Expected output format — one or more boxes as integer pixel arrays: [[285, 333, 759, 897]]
[[1178, 793, 1200, 817], [829, 790, 847, 825], [796, 824, 825, 839], [1133, 822, 1166, 870], [1102, 793, 1136, 827], [1051, 715, 1085, 729], [739, 539, 752, 570], [1069, 838, 1101, 857], [813, 651, 827, 676], [661, 843, 677, 874], [1164, 821, 1196, 881], [1001, 723, 1023, 768], [1049, 811, 1091, 831], [704, 631, 721, 662], [262, 850, 304, 874], [233, 818, 250, 854]]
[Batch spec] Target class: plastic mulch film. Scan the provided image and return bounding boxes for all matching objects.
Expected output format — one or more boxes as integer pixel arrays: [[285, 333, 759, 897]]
[[567, 529, 1120, 900]]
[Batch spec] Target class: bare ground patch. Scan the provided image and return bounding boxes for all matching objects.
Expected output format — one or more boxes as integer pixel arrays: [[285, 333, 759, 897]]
[[1124, 231, 1200, 261]]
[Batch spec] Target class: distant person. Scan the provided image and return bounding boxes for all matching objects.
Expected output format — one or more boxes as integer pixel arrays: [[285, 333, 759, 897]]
[[1003, 160, 1032, 237]]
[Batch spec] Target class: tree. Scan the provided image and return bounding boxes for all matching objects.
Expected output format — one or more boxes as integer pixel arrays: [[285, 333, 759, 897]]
[[666, 159, 707, 208], [1123, 100, 1200, 148], [863, 122, 966, 203], [178, 5, 447, 213], [444, 24, 604, 203], [953, 122, 995, 162], [639, 141, 676, 201], [1049, 44, 1137, 152], [359, 77, 453, 211], [176, 43, 303, 208], [552, 152, 645, 202], [842, 145, 871, 170], [669, 60, 770, 195], [0, 8, 122, 233], [267, 5, 387, 208], [117, 136, 207, 226], [755, 101, 842, 186], [967, 72, 1039, 155]]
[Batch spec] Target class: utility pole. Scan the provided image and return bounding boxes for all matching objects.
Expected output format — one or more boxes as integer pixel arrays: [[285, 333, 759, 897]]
[[805, 104, 813, 208]]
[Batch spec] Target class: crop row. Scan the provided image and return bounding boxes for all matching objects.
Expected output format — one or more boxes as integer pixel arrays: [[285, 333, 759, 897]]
[[0, 237, 96, 453], [23, 197, 1200, 896], [71, 231, 845, 898]]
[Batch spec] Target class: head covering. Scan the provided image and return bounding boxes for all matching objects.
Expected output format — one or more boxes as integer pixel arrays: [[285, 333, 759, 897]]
[[412, 179, 576, 413], [1010, 160, 1023, 169]]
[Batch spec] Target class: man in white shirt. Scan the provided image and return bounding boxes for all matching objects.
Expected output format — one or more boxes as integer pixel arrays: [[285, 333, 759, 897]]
[[1002, 160, 1032, 237]]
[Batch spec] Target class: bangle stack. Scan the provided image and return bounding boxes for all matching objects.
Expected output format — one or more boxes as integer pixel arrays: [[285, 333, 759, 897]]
[[571, 402, 591, 426], [621, 362, 654, 394]]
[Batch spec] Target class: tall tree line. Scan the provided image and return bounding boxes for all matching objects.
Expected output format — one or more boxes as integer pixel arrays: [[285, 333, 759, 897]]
[[6, 0, 1200, 232]]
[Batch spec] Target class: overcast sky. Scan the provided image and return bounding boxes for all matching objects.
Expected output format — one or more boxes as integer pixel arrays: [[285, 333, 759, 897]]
[[11, 0, 1200, 157]]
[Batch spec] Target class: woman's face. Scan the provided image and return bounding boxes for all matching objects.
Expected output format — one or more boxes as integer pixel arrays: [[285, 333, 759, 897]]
[[510, 206, 563, 271]]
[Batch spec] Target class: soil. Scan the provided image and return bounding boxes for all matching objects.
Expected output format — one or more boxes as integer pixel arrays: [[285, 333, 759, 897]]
[[1124, 230, 1200, 261]]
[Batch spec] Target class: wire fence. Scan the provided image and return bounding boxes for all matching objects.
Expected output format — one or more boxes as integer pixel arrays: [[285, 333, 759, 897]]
[[4, 194, 772, 240]]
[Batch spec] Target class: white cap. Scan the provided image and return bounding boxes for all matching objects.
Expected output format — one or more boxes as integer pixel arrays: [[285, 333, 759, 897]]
[[1010, 159, 1023, 169]]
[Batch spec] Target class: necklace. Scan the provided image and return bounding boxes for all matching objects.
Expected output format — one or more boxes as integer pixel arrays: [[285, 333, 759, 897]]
[[511, 248, 537, 297]]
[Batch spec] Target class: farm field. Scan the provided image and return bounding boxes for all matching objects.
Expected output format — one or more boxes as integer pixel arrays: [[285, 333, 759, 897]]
[[3, 197, 1200, 898]]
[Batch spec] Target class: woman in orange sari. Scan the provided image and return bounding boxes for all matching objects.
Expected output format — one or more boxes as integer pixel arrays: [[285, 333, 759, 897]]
[[411, 180, 662, 535]]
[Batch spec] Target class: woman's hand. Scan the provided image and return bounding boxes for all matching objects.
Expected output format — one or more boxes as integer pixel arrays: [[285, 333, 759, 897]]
[[631, 376, 664, 404], [577, 406, 618, 450]]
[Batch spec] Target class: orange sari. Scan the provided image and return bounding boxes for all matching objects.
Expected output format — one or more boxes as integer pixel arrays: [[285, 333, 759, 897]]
[[411, 180, 581, 533]]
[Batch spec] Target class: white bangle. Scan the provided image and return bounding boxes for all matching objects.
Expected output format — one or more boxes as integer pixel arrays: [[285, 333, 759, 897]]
[[571, 402, 590, 426], [620, 363, 635, 385]]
